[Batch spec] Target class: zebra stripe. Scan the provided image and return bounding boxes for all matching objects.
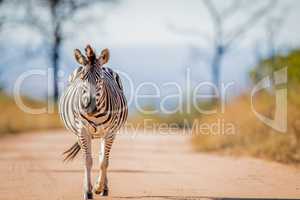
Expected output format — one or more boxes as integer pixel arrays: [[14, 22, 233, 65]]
[[59, 66, 127, 138], [59, 52, 128, 198]]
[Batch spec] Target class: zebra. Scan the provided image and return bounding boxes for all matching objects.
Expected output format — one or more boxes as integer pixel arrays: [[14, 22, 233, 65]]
[[59, 45, 128, 200]]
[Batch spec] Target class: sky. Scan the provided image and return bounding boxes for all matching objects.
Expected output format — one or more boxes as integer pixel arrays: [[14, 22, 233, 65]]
[[1, 0, 300, 107], [76, 0, 300, 47]]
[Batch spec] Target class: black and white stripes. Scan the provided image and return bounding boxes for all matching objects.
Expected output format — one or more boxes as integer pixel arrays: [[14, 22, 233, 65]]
[[60, 66, 127, 137], [58, 46, 128, 199]]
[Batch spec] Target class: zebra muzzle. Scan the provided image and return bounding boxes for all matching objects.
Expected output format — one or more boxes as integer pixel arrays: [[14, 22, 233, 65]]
[[82, 95, 91, 108], [84, 97, 97, 116]]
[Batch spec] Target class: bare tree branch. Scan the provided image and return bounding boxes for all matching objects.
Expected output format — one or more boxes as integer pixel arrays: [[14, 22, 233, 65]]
[[1, 0, 119, 100], [169, 0, 283, 96], [221, 0, 242, 19], [225, 0, 278, 49], [203, 0, 222, 28], [202, 0, 224, 48]]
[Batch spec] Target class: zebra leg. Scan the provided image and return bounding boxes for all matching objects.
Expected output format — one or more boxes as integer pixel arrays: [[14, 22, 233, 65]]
[[93, 138, 106, 195], [94, 134, 115, 196], [78, 127, 93, 200]]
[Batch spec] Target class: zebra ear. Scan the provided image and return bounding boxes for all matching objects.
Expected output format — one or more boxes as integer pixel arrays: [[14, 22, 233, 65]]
[[74, 49, 87, 65], [98, 48, 110, 66]]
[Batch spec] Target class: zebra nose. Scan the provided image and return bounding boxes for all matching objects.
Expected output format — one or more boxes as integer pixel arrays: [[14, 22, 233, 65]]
[[82, 96, 90, 108], [86, 98, 97, 116]]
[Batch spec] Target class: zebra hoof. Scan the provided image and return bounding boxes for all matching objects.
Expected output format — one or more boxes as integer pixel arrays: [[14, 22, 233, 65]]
[[94, 188, 108, 196], [84, 192, 93, 200], [102, 189, 109, 196], [94, 189, 101, 195]]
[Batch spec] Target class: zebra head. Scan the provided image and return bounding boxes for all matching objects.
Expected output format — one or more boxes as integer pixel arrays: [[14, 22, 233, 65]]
[[74, 45, 110, 116]]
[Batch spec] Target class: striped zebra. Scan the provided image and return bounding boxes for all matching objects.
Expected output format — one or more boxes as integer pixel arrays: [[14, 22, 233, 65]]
[[59, 45, 128, 200]]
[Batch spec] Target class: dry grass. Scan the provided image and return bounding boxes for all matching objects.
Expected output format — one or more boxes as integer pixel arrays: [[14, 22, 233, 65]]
[[0, 92, 62, 135], [192, 92, 300, 164]]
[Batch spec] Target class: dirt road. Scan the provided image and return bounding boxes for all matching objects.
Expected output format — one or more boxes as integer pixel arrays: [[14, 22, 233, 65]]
[[0, 131, 299, 200]]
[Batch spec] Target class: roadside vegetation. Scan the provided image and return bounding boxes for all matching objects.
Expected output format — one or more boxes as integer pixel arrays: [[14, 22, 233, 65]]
[[191, 93, 300, 164], [0, 91, 62, 136]]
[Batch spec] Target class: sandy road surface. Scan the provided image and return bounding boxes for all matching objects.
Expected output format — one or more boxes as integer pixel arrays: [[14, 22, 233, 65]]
[[0, 130, 299, 200]]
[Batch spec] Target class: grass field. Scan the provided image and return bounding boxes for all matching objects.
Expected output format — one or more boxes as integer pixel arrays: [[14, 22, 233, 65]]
[[0, 91, 62, 135], [191, 93, 300, 164]]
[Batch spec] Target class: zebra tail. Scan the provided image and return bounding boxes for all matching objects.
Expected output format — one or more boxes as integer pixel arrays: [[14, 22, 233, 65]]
[[63, 142, 81, 162]]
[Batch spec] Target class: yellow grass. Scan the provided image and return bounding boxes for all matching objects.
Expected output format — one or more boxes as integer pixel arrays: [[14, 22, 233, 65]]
[[192, 93, 300, 164], [0, 92, 62, 135]]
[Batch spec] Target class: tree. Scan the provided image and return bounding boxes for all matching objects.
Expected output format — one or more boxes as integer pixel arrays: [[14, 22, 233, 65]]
[[2, 0, 118, 101], [254, 11, 289, 66], [169, 0, 278, 96]]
